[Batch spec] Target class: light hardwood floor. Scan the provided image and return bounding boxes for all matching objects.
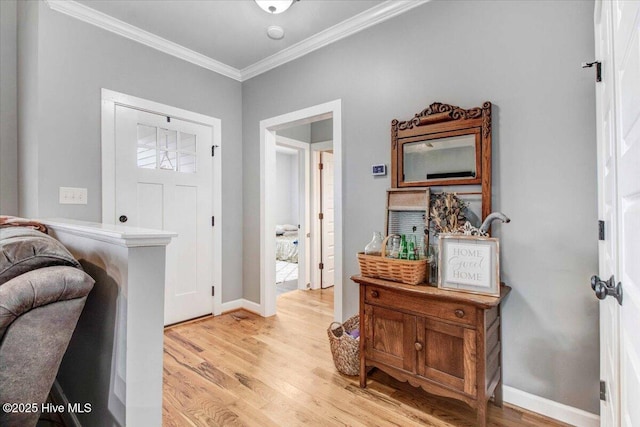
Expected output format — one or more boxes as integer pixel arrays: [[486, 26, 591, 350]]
[[163, 288, 569, 427]]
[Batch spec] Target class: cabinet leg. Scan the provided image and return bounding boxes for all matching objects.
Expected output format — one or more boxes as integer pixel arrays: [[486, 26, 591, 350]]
[[359, 365, 367, 388], [494, 378, 504, 407], [476, 401, 487, 427]]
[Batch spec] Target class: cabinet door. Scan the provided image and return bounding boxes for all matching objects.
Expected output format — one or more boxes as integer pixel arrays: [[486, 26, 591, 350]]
[[416, 317, 477, 396], [364, 305, 416, 372]]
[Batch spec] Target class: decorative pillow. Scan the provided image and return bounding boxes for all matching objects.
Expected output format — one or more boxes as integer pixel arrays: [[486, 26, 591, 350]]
[[283, 224, 298, 231], [0, 227, 81, 286], [275, 225, 285, 236]]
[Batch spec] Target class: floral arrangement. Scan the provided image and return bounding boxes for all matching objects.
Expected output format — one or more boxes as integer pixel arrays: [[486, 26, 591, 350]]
[[429, 192, 468, 236]]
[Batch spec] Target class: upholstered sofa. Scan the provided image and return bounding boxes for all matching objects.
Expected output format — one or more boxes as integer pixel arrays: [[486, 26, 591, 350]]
[[0, 227, 95, 427]]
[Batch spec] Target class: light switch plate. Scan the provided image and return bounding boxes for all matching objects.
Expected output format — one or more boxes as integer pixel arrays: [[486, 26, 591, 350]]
[[59, 187, 88, 205]]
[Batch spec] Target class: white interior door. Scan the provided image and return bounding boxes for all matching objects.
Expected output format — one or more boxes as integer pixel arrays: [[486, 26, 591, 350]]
[[595, 1, 640, 425], [611, 1, 640, 425], [115, 106, 213, 325], [321, 151, 335, 288], [595, 1, 620, 424]]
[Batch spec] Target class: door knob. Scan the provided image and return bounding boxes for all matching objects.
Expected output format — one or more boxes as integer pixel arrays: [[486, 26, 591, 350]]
[[414, 342, 423, 351], [591, 274, 623, 306], [119, 215, 128, 223]]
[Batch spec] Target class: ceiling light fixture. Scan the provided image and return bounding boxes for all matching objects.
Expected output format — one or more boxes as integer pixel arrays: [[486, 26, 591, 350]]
[[255, 0, 294, 14]]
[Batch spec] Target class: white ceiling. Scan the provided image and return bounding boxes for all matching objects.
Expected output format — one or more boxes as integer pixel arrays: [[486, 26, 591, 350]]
[[74, 0, 383, 70], [47, 0, 428, 81]]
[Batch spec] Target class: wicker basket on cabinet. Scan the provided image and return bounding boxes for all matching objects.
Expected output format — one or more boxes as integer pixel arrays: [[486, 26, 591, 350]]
[[357, 236, 428, 285]]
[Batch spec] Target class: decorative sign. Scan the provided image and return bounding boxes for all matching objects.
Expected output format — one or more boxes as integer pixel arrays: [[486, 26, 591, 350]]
[[438, 234, 500, 296], [444, 242, 491, 288]]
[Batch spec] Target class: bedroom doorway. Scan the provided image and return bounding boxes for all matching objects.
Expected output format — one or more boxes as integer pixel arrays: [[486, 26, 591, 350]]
[[274, 137, 310, 297], [260, 100, 343, 321]]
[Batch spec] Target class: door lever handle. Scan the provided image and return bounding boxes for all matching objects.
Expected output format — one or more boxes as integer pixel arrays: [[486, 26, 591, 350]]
[[591, 274, 623, 306]]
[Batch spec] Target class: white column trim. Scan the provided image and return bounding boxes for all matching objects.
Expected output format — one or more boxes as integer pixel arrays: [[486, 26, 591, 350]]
[[46, 220, 174, 426]]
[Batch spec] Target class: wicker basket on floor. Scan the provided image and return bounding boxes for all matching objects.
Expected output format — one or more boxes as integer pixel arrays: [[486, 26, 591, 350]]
[[327, 314, 360, 376]]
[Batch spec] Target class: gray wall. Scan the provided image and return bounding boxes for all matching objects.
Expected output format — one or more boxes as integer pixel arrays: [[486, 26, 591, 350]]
[[278, 119, 332, 143], [17, 2, 244, 302], [275, 151, 299, 225], [243, 0, 598, 414], [17, 0, 40, 218], [278, 123, 310, 142], [0, 0, 18, 216], [311, 118, 332, 143]]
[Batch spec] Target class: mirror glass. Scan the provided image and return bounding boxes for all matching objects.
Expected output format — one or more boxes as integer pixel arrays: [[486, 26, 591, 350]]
[[402, 134, 476, 182]]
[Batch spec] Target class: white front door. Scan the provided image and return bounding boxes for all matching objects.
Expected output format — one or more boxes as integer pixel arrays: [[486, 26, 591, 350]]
[[115, 105, 214, 325], [321, 151, 335, 289], [594, 1, 640, 425]]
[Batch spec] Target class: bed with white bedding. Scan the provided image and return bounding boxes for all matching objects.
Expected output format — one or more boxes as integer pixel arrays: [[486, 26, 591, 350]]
[[275, 229, 299, 263]]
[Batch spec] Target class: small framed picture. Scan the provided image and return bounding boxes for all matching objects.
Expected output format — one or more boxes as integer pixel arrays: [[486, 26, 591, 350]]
[[438, 234, 500, 296]]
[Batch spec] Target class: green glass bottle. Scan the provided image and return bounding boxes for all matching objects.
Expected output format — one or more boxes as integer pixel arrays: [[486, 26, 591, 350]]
[[400, 234, 408, 259], [408, 235, 417, 260]]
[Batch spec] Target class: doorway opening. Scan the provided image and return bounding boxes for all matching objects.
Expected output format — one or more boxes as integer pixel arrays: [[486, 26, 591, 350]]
[[274, 136, 308, 297], [260, 100, 343, 321]]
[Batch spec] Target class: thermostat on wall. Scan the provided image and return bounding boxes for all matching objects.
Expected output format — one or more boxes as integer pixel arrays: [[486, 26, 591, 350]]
[[372, 164, 387, 176]]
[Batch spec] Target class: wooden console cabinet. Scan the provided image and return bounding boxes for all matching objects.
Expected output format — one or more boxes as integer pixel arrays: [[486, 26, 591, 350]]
[[352, 275, 511, 427]]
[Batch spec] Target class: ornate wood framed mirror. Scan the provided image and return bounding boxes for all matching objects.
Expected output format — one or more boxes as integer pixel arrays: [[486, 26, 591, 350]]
[[391, 102, 492, 220]]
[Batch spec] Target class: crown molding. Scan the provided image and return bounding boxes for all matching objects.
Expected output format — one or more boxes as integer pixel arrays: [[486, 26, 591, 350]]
[[44, 0, 429, 82], [44, 0, 243, 81], [240, 0, 431, 80]]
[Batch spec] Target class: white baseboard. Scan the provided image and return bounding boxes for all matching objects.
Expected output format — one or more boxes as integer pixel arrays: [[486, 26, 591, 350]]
[[220, 298, 262, 315], [242, 299, 262, 314], [50, 380, 81, 427], [220, 299, 243, 313], [503, 386, 599, 427]]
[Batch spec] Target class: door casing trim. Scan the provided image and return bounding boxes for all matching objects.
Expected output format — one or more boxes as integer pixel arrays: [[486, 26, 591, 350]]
[[260, 99, 343, 320]]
